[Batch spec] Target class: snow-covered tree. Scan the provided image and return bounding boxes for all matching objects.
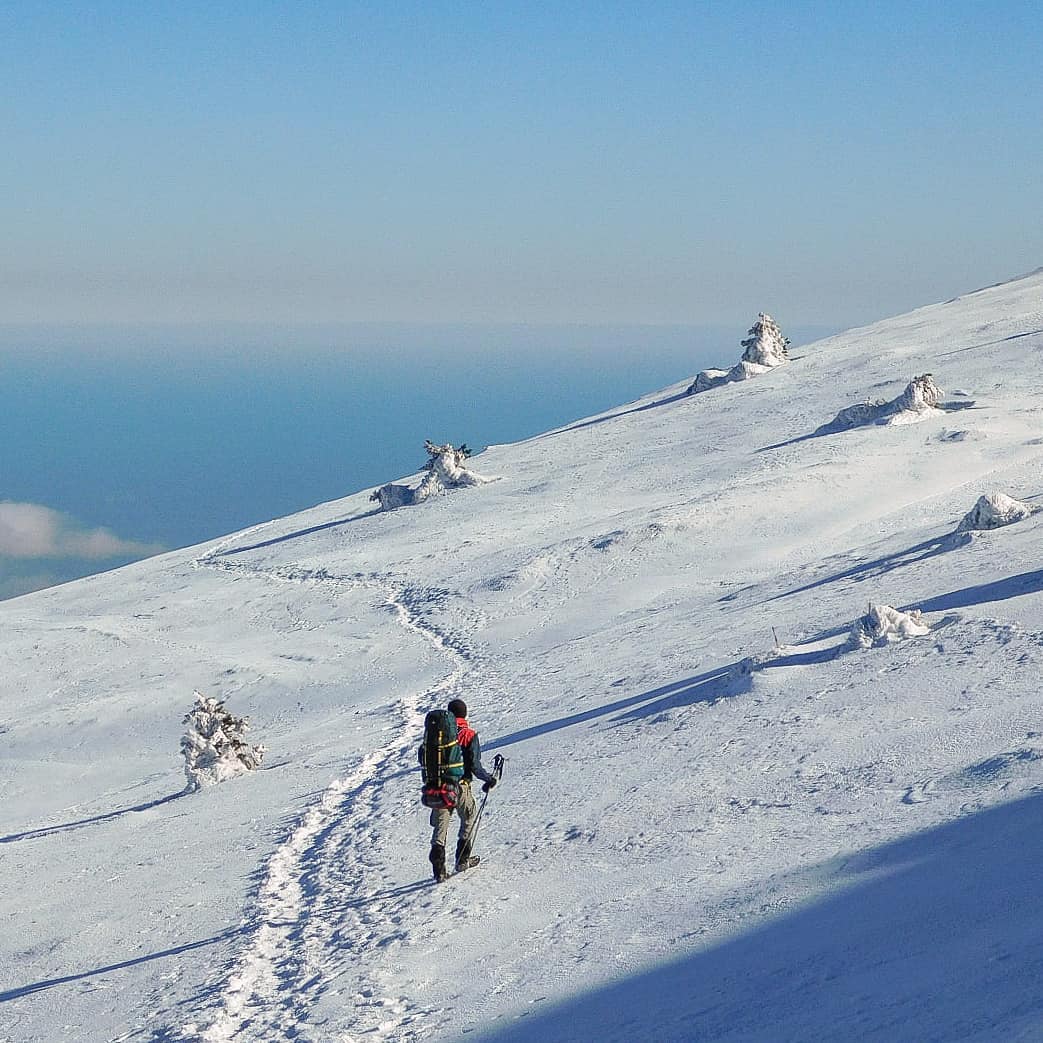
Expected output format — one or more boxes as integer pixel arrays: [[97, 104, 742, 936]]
[[850, 605, 930, 649], [415, 441, 485, 499], [181, 691, 266, 791], [740, 313, 790, 367], [370, 440, 490, 512], [688, 313, 790, 394], [893, 373, 943, 413]]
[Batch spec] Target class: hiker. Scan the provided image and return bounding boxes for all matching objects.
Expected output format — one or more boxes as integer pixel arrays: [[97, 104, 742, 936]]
[[428, 698, 497, 880]]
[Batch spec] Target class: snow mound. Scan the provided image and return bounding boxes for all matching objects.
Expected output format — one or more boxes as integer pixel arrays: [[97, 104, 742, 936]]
[[822, 374, 945, 432], [688, 314, 789, 394], [850, 604, 931, 649], [957, 492, 1037, 532]]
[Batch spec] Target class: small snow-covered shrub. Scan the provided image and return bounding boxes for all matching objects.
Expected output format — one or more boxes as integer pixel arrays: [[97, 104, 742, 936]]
[[370, 441, 490, 512], [893, 373, 943, 412], [887, 373, 943, 423], [181, 691, 266, 791], [957, 492, 1037, 532], [849, 605, 930, 650], [688, 314, 790, 395]]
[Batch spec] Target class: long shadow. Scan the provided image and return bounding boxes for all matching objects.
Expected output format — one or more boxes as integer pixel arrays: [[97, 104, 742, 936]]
[[534, 391, 691, 440], [759, 400, 979, 453], [488, 662, 745, 750], [737, 532, 973, 606], [0, 790, 185, 844], [908, 568, 1043, 614], [936, 327, 1043, 357], [216, 508, 382, 556], [0, 929, 241, 1003], [329, 879, 432, 912], [474, 793, 1043, 1043]]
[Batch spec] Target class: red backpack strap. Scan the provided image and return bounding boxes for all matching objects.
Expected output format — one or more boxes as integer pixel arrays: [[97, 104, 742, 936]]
[[455, 719, 476, 748]]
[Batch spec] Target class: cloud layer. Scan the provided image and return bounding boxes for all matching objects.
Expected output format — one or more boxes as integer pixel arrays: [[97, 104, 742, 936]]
[[0, 501, 162, 560]]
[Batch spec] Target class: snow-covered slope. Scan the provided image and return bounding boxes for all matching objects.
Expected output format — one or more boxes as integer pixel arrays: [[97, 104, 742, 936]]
[[3, 271, 1043, 1043]]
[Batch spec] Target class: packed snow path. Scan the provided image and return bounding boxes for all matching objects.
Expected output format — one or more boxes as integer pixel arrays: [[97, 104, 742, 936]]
[[176, 539, 495, 1041]]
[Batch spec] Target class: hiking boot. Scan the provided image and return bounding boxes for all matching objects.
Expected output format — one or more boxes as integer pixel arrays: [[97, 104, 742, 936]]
[[455, 855, 480, 873], [429, 843, 448, 882]]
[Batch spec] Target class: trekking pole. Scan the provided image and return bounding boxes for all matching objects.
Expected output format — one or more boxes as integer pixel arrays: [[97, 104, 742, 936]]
[[470, 754, 505, 848]]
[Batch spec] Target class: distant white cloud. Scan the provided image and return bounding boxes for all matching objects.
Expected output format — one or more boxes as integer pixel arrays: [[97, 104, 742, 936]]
[[0, 501, 163, 560]]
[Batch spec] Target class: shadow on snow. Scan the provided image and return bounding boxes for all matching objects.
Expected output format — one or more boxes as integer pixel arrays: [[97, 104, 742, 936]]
[[0, 790, 186, 845], [910, 568, 1043, 614], [935, 327, 1043, 358], [719, 532, 973, 607], [215, 507, 382, 556], [0, 930, 242, 1004], [473, 793, 1043, 1043], [488, 663, 748, 750], [534, 391, 691, 439], [758, 400, 978, 453]]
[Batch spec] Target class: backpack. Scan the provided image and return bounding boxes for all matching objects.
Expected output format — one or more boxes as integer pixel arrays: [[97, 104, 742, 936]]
[[419, 709, 465, 809]]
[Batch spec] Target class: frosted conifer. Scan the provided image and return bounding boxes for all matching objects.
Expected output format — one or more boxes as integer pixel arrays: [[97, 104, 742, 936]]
[[181, 691, 266, 791], [740, 313, 790, 366]]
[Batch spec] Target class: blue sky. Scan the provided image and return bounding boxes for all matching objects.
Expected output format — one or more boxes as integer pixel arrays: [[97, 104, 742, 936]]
[[1, 2, 1040, 597], [3, 2, 1040, 327]]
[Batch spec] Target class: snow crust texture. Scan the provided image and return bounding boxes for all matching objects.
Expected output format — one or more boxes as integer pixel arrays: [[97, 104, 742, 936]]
[[4, 270, 1043, 1043]]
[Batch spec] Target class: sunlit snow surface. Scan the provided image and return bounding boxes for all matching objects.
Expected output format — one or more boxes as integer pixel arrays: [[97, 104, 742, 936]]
[[3, 270, 1043, 1042]]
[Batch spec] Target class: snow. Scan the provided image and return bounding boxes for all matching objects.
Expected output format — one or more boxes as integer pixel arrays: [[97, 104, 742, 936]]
[[957, 491, 1037, 532], [3, 269, 1043, 1042], [371, 442, 492, 511], [849, 604, 931, 649], [688, 313, 789, 392]]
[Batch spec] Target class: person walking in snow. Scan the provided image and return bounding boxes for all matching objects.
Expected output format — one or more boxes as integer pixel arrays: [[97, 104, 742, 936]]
[[428, 698, 497, 880]]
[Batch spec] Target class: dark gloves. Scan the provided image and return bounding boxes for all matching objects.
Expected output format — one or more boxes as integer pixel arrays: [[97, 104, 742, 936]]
[[482, 777, 498, 793]]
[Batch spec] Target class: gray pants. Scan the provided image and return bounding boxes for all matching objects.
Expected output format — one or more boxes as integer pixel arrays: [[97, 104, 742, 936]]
[[430, 780, 477, 860]]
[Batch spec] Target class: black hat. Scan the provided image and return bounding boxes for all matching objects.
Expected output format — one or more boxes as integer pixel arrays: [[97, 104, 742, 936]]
[[447, 698, 467, 718]]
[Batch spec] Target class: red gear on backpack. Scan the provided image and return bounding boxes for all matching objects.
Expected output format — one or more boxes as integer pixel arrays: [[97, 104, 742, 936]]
[[455, 718, 475, 748]]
